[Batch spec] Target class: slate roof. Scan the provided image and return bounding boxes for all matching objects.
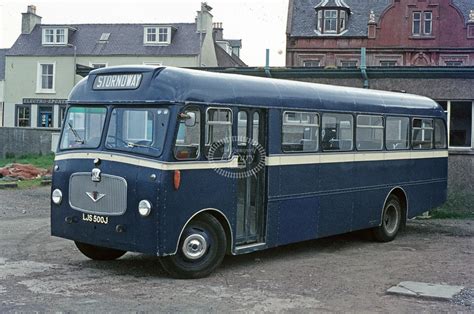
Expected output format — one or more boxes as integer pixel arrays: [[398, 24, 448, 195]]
[[288, 0, 473, 38], [7, 23, 201, 56], [214, 44, 247, 67], [0, 49, 7, 80]]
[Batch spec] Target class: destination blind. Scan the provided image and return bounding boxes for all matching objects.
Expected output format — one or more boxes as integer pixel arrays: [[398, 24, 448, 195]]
[[93, 73, 143, 90]]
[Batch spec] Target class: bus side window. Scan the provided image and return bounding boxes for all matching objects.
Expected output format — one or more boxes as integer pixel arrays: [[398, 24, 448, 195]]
[[386, 116, 410, 150], [205, 108, 233, 160], [321, 113, 353, 151], [356, 115, 384, 151], [412, 118, 433, 149], [174, 108, 201, 160], [282, 111, 319, 152], [434, 119, 447, 149]]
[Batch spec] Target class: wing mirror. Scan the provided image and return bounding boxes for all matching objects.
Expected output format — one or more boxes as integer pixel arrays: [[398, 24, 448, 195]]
[[179, 112, 197, 127]]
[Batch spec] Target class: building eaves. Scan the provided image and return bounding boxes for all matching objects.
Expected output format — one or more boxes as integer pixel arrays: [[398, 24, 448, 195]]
[[7, 23, 201, 56]]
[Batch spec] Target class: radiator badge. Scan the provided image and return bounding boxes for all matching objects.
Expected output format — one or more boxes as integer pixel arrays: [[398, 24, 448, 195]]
[[86, 191, 106, 203], [91, 168, 101, 182]]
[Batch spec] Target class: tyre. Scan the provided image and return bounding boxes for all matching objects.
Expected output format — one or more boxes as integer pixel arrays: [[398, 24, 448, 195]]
[[372, 195, 402, 242], [159, 213, 227, 279], [75, 241, 126, 260]]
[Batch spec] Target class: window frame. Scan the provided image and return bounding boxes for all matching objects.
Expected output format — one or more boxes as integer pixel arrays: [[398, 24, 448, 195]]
[[143, 26, 171, 45], [36, 62, 56, 93], [281, 110, 320, 153], [15, 104, 31, 127], [323, 10, 338, 33], [355, 114, 384, 151], [303, 60, 321, 67], [423, 11, 432, 35], [321, 112, 354, 152], [385, 115, 411, 151], [205, 107, 233, 160], [434, 118, 448, 149], [412, 11, 422, 35], [174, 106, 202, 161], [412, 117, 434, 150], [42, 28, 68, 45]]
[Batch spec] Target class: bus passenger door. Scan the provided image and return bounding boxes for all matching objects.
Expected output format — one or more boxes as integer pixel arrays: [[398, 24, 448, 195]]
[[236, 109, 266, 245]]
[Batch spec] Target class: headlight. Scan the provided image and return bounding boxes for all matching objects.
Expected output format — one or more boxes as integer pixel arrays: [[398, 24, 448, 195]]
[[138, 200, 152, 217], [52, 189, 63, 205]]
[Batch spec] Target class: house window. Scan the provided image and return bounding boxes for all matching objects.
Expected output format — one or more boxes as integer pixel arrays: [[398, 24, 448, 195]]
[[324, 10, 338, 32], [146, 27, 157, 42], [413, 12, 421, 35], [450, 102, 472, 147], [37, 63, 55, 92], [380, 61, 397, 67], [144, 27, 171, 44], [424, 12, 432, 35], [16, 106, 31, 127], [42, 28, 67, 45], [303, 60, 320, 67], [340, 60, 357, 67], [159, 28, 169, 42], [412, 11, 432, 36], [340, 11, 346, 31]]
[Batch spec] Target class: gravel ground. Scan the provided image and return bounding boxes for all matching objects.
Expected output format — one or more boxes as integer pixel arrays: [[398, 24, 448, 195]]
[[0, 186, 473, 312]]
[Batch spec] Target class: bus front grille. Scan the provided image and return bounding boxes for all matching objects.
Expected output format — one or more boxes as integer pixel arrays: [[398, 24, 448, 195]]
[[69, 173, 127, 216]]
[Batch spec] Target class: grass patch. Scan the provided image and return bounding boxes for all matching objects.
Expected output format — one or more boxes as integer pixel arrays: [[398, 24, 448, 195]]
[[0, 153, 55, 169], [430, 191, 474, 219], [16, 178, 44, 189]]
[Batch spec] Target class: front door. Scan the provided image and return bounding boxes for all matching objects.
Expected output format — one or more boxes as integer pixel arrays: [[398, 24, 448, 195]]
[[236, 109, 266, 245]]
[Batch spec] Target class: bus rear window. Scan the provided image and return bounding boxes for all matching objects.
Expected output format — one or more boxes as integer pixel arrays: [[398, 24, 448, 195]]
[[105, 108, 169, 157], [60, 107, 107, 149]]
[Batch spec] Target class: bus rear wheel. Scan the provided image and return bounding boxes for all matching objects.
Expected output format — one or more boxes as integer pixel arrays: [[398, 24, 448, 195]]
[[159, 213, 227, 279], [372, 195, 402, 242], [75, 241, 126, 260]]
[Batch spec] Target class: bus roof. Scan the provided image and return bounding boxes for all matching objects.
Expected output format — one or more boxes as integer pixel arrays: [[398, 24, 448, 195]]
[[68, 66, 444, 117]]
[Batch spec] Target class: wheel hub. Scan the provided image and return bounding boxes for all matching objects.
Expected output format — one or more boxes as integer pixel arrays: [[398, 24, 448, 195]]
[[384, 205, 399, 234], [182, 234, 208, 260]]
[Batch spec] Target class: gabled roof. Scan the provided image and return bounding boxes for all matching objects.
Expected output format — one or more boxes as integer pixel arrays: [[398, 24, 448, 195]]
[[7, 23, 201, 56], [288, 0, 473, 38], [314, 0, 350, 10], [0, 49, 7, 80], [215, 44, 247, 67]]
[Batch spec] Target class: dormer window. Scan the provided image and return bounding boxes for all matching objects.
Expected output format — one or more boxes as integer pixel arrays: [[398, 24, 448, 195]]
[[144, 27, 171, 45], [317, 9, 348, 34], [314, 0, 350, 35], [42, 28, 68, 45]]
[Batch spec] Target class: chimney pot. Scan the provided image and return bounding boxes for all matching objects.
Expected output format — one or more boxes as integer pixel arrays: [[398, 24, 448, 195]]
[[27, 5, 36, 14]]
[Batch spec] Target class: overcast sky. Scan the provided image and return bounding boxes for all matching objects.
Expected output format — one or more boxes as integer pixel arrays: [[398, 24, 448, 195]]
[[0, 0, 289, 66]]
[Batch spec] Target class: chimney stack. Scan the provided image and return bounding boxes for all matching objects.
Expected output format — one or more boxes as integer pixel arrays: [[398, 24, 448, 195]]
[[196, 2, 213, 32], [22, 5, 42, 34], [213, 22, 223, 40]]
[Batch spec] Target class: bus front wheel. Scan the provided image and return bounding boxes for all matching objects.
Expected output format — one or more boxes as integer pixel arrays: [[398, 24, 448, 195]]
[[159, 213, 227, 279], [372, 195, 402, 242], [75, 241, 126, 260]]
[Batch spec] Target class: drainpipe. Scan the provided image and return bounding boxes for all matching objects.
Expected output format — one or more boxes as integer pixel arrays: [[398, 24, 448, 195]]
[[361, 47, 369, 89], [264, 49, 272, 78]]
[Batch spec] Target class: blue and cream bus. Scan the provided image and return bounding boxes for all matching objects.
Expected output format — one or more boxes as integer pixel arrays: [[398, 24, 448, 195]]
[[51, 66, 448, 278]]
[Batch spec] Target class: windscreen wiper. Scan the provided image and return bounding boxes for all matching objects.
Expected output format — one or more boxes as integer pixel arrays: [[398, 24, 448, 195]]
[[126, 142, 161, 152], [68, 122, 84, 144]]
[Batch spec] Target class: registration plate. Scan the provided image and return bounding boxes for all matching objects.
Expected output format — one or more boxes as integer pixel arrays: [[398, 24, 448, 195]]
[[82, 213, 109, 225]]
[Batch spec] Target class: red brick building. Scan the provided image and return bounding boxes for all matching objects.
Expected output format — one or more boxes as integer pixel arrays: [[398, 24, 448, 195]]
[[286, 0, 474, 67]]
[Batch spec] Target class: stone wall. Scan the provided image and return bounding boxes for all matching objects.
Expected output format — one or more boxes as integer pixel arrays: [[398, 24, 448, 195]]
[[0, 127, 58, 158], [448, 152, 474, 193]]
